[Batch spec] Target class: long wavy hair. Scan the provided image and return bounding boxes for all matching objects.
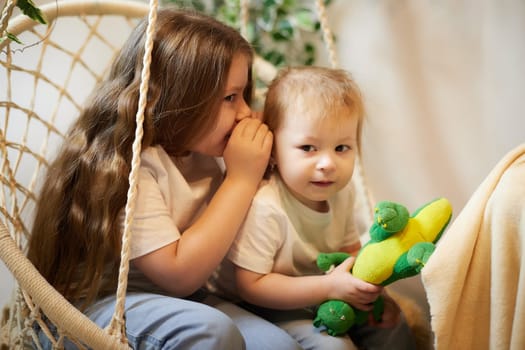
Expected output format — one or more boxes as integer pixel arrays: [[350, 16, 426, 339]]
[[27, 8, 254, 308]]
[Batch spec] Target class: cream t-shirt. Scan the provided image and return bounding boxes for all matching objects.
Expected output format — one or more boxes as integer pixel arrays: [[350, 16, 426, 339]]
[[122, 145, 223, 294], [210, 174, 360, 299]]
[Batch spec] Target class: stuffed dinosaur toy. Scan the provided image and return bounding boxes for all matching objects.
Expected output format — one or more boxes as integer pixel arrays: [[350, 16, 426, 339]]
[[313, 197, 453, 336]]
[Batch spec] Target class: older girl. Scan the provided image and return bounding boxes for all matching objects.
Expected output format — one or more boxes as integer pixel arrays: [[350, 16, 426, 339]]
[[28, 8, 300, 350]]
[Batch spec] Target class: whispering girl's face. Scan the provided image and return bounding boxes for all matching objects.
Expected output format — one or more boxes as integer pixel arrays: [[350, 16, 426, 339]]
[[191, 53, 252, 157]]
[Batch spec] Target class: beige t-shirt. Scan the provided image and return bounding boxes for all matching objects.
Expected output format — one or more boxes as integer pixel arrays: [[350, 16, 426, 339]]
[[122, 145, 223, 294], [210, 174, 360, 300]]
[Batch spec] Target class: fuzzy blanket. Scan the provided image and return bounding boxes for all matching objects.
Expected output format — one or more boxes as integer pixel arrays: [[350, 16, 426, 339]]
[[422, 143, 525, 350]]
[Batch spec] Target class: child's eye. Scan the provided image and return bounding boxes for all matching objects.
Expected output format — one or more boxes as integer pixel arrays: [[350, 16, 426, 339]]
[[224, 94, 236, 102], [335, 145, 351, 152], [299, 145, 316, 152]]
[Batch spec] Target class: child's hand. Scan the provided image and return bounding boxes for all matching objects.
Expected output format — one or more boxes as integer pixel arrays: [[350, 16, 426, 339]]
[[252, 110, 263, 121], [325, 256, 383, 311], [223, 117, 273, 184]]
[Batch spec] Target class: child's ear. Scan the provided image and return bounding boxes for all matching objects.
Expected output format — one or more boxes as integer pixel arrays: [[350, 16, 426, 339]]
[[269, 155, 276, 168], [263, 156, 276, 179]]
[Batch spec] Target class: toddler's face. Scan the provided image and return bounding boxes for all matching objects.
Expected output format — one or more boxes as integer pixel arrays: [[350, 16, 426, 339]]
[[273, 105, 357, 212]]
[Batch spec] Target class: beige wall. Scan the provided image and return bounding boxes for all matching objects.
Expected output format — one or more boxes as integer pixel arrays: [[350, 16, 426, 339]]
[[324, 0, 524, 319]]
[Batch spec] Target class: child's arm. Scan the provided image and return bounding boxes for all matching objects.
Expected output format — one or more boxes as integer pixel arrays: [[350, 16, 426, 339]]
[[340, 241, 362, 256], [133, 118, 272, 296], [235, 257, 382, 311]]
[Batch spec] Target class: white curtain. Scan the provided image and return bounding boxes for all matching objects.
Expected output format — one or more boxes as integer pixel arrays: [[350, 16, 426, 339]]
[[327, 0, 524, 212]]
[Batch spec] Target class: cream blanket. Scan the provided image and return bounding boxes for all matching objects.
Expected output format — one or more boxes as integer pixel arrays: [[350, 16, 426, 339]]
[[422, 143, 525, 350]]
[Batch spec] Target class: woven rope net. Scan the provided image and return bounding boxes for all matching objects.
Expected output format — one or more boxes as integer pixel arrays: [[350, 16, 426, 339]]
[[1, 1, 153, 347]]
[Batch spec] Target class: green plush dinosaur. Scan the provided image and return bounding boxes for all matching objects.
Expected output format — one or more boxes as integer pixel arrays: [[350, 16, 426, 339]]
[[313, 197, 453, 336]]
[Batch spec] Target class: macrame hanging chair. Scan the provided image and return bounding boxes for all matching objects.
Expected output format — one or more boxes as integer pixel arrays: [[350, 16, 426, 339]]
[[0, 0, 376, 348]]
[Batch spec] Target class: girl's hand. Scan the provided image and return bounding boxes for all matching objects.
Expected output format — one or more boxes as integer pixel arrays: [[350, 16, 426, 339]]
[[252, 110, 263, 121], [223, 117, 273, 184], [325, 256, 383, 311]]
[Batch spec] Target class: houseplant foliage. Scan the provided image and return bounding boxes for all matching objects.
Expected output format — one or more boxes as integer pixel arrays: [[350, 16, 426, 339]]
[[165, 0, 334, 67]]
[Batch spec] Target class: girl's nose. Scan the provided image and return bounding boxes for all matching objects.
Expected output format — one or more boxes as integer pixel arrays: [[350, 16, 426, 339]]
[[316, 154, 336, 172], [236, 98, 252, 121]]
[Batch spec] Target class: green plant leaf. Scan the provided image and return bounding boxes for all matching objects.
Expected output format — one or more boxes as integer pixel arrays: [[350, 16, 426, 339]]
[[294, 9, 316, 31], [264, 50, 286, 66], [243, 22, 256, 43], [304, 42, 315, 54], [272, 19, 293, 41], [282, 0, 297, 10], [162, 0, 333, 67], [2, 32, 23, 44], [263, 0, 278, 7], [191, 0, 206, 12], [17, 0, 47, 24], [260, 5, 277, 30]]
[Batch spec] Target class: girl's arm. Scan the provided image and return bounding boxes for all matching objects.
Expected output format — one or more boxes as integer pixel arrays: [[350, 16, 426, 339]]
[[340, 241, 362, 256], [235, 257, 382, 311], [133, 118, 272, 296]]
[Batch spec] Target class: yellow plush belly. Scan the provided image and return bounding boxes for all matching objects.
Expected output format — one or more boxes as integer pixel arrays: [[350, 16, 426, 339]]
[[352, 221, 421, 284]]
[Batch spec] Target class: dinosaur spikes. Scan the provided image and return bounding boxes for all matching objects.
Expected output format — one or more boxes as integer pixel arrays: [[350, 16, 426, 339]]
[[377, 216, 389, 229]]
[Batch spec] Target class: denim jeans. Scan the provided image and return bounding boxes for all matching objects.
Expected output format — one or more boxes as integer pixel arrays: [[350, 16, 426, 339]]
[[37, 292, 301, 350], [237, 302, 417, 350]]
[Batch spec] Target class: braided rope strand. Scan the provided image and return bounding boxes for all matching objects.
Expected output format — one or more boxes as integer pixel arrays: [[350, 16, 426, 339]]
[[0, 0, 17, 38], [107, 0, 158, 344], [314, 0, 338, 68], [315, 0, 375, 224], [239, 0, 249, 40]]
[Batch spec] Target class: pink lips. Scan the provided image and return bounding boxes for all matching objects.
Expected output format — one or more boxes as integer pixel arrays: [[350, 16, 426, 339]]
[[311, 181, 334, 187]]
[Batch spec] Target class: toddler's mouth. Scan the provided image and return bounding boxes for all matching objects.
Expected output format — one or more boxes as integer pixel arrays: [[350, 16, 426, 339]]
[[311, 181, 334, 187]]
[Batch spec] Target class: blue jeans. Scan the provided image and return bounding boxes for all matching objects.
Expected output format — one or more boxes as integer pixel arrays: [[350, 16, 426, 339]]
[[37, 292, 301, 350], [238, 302, 417, 350]]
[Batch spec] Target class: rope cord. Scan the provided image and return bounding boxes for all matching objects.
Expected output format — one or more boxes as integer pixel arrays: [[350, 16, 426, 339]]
[[239, 0, 249, 40], [0, 0, 17, 37], [314, 0, 338, 68], [107, 0, 158, 344], [315, 0, 375, 223]]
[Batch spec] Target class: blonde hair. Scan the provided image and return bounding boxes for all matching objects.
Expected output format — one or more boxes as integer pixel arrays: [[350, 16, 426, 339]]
[[263, 66, 365, 151], [27, 8, 253, 308]]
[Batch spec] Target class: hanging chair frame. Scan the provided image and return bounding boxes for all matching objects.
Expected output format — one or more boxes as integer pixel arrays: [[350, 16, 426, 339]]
[[0, 0, 378, 348], [1, 1, 153, 348]]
